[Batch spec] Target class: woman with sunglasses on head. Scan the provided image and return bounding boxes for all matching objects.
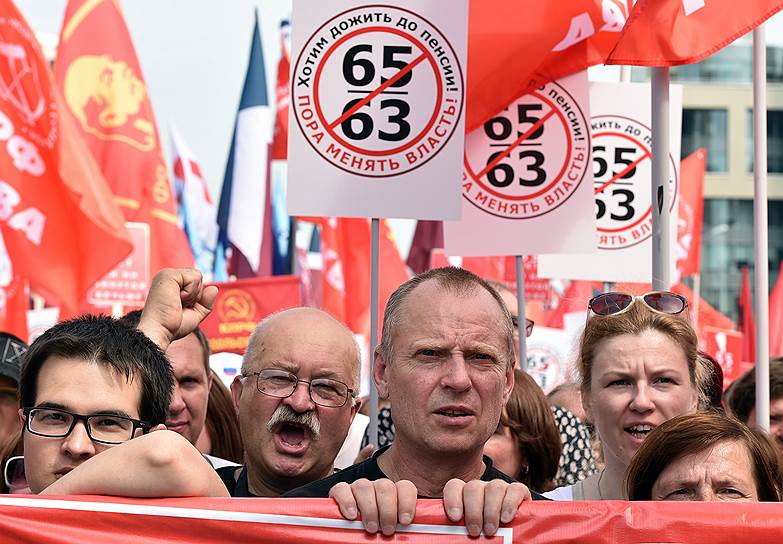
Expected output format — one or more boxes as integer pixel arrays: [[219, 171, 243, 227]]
[[545, 291, 711, 500]]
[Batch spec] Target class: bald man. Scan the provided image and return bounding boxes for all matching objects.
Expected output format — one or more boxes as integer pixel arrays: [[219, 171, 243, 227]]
[[217, 308, 362, 496]]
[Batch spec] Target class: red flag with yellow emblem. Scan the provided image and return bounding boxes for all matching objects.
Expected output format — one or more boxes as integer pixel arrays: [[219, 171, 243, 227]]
[[55, 0, 193, 276], [0, 0, 131, 316]]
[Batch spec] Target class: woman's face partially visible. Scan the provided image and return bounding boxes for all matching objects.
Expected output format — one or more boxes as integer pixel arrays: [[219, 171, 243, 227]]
[[585, 330, 698, 468], [651, 440, 759, 502], [483, 418, 524, 480]]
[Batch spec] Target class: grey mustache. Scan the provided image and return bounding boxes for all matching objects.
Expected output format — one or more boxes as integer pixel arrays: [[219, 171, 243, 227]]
[[267, 404, 321, 441]]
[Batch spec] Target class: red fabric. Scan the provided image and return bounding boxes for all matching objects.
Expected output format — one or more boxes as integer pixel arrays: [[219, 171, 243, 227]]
[[270, 32, 289, 161], [200, 275, 301, 355], [607, 0, 783, 66], [318, 218, 409, 334], [55, 0, 193, 277], [467, 0, 630, 131], [676, 149, 706, 280], [542, 280, 599, 328], [3, 495, 783, 543], [670, 282, 735, 332], [0, 1, 132, 314], [739, 265, 756, 364], [769, 260, 783, 357], [0, 276, 28, 341]]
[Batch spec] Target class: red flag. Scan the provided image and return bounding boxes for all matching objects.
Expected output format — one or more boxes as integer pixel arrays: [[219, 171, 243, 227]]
[[270, 21, 290, 161], [467, 1, 630, 131], [0, 1, 131, 314], [739, 265, 756, 364], [607, 0, 783, 66], [55, 0, 193, 277], [542, 280, 599, 328], [0, 276, 28, 341], [318, 218, 409, 334], [770, 261, 783, 358], [675, 149, 706, 280], [669, 282, 734, 333]]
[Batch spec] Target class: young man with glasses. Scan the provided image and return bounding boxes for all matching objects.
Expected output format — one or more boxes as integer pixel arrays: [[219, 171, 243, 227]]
[[220, 307, 362, 496], [19, 270, 228, 497]]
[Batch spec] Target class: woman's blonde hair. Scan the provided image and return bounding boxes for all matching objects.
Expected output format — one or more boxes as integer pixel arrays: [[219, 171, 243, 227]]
[[578, 302, 710, 406]]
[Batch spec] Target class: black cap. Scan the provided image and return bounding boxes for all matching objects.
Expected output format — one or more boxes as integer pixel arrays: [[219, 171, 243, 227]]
[[0, 333, 27, 384]]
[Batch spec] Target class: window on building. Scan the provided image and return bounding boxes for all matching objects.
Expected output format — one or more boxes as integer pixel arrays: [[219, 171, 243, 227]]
[[746, 110, 783, 174], [681, 109, 728, 172]]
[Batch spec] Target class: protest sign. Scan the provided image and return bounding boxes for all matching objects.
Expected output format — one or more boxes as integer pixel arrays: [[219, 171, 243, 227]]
[[287, 0, 468, 219], [539, 81, 682, 283], [445, 71, 595, 256]]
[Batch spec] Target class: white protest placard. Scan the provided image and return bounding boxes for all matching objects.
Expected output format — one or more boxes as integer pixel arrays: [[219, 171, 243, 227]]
[[444, 71, 595, 255], [538, 81, 682, 283], [287, 0, 468, 220], [524, 326, 576, 394]]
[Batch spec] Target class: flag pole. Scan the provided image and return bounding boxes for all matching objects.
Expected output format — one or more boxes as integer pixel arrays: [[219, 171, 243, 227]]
[[651, 67, 671, 291], [515, 255, 527, 369], [369, 217, 380, 447], [753, 25, 770, 431]]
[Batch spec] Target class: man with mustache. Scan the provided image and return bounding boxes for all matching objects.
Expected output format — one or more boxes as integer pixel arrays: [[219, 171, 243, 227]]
[[216, 308, 362, 496]]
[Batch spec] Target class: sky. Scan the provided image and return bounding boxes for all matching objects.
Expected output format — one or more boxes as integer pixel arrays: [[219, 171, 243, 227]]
[[14, 1, 783, 255]]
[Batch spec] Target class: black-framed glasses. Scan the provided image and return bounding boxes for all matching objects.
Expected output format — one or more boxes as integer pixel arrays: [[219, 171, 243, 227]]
[[22, 407, 151, 445], [245, 369, 355, 408], [511, 316, 535, 337], [588, 291, 688, 317]]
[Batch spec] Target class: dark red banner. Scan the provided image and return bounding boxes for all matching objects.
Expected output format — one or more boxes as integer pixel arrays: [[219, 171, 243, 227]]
[[201, 276, 301, 355], [0, 496, 782, 543]]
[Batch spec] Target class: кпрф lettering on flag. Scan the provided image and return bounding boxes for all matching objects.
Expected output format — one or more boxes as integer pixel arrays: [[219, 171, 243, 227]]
[[55, 0, 193, 276], [607, 0, 783, 66], [214, 9, 274, 280], [170, 123, 218, 276], [0, 0, 131, 321]]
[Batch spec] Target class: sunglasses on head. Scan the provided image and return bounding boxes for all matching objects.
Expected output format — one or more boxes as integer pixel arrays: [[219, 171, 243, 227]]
[[588, 291, 688, 317]]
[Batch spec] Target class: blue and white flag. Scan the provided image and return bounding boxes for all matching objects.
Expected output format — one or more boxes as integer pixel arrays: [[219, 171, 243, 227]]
[[170, 123, 218, 276], [215, 9, 273, 280]]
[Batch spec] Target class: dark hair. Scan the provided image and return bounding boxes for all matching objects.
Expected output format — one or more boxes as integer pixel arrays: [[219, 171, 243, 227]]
[[20, 315, 174, 425], [625, 412, 783, 501], [501, 369, 562, 491], [725, 359, 783, 423], [379, 267, 514, 365], [203, 370, 244, 463], [121, 310, 210, 375]]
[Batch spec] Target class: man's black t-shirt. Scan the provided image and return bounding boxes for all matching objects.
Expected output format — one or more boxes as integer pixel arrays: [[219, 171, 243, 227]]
[[284, 446, 548, 500], [216, 465, 256, 497]]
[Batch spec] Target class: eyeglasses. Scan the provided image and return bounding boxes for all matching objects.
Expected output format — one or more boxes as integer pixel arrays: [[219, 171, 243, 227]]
[[3, 455, 24, 491], [22, 407, 151, 445], [511, 316, 535, 337], [245, 369, 355, 408], [588, 291, 688, 317]]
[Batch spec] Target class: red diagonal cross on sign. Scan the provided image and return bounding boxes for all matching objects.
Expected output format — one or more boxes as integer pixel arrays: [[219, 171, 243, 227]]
[[328, 53, 427, 130], [593, 151, 652, 195], [475, 108, 556, 181]]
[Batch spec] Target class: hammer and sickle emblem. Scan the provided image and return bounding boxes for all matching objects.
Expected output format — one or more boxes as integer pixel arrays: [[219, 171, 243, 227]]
[[218, 290, 256, 321]]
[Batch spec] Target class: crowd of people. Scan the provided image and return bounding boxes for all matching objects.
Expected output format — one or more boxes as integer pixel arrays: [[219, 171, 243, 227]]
[[0, 267, 782, 536]]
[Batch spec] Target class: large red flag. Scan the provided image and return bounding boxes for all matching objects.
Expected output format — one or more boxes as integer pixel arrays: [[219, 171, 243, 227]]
[[769, 261, 783, 358], [55, 0, 193, 277], [0, 0, 131, 315], [675, 149, 706, 281], [739, 265, 756, 364], [467, 0, 630, 131], [318, 218, 409, 335], [607, 0, 783, 66]]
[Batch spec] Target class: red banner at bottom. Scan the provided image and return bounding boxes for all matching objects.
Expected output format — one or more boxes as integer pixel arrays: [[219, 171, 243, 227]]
[[0, 495, 781, 543]]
